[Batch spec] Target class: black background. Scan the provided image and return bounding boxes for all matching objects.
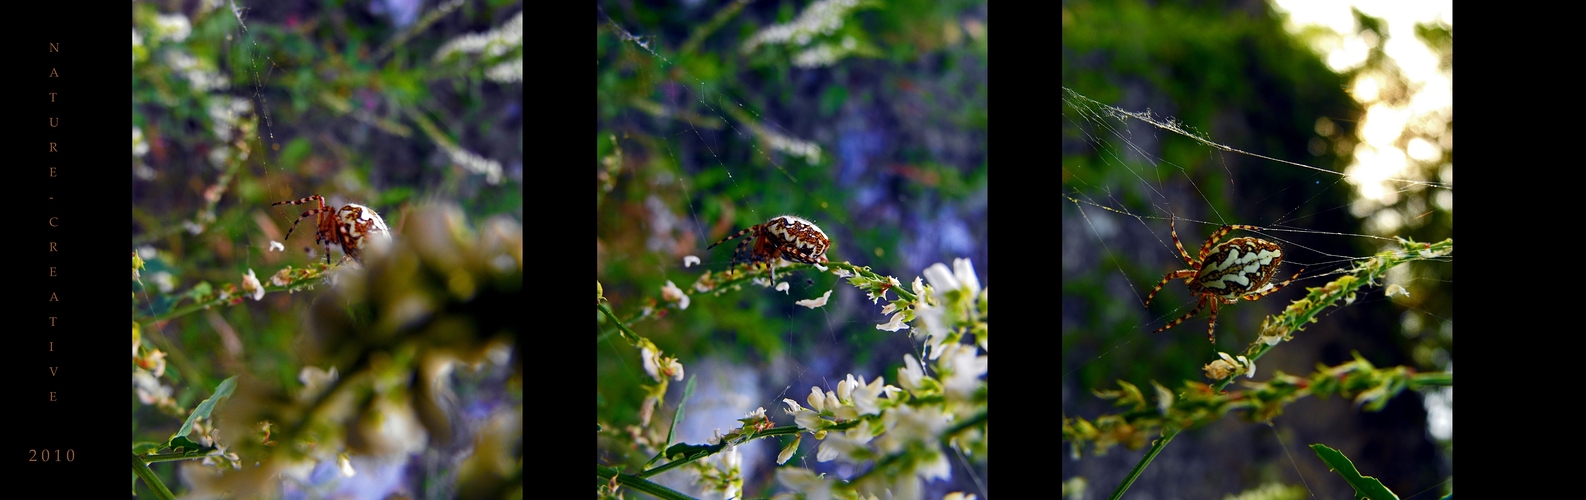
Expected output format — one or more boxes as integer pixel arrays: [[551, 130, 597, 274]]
[[25, 7, 125, 495]]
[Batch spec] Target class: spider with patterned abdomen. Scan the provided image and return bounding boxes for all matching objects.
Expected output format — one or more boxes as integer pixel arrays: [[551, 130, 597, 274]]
[[272, 194, 391, 264], [1145, 216, 1305, 344], [708, 215, 830, 281]]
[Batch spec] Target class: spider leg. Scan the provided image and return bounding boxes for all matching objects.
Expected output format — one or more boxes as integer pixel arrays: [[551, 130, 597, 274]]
[[1153, 294, 1208, 334], [1168, 216, 1198, 267], [730, 230, 759, 277], [278, 207, 335, 255], [709, 226, 755, 250], [1197, 224, 1266, 263], [1145, 269, 1197, 307], [1240, 267, 1305, 301], [781, 244, 822, 265]]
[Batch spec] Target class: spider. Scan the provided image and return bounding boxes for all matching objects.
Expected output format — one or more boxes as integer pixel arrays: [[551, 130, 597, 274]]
[[707, 215, 830, 280], [272, 194, 391, 264], [1145, 216, 1304, 344]]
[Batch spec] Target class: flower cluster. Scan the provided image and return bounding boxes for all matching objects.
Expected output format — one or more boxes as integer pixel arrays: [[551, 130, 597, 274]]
[[766, 258, 988, 499]]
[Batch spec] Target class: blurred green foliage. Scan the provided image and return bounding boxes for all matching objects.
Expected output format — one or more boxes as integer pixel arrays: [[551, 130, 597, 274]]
[[1062, 0, 1360, 386], [1062, 1, 1451, 497], [597, 0, 987, 496], [131, 1, 522, 496]]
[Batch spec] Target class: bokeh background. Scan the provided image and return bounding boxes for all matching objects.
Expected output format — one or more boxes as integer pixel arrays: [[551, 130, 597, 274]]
[[596, 0, 987, 498], [1062, 0, 1451, 498], [132, 1, 522, 497]]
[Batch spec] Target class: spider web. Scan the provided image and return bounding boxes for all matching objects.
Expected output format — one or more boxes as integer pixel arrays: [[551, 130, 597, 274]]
[[1059, 5, 1453, 494], [597, 3, 988, 498]]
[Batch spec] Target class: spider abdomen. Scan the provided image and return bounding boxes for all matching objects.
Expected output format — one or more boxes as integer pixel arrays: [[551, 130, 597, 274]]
[[764, 215, 830, 263], [709, 215, 830, 278], [1189, 237, 1283, 299], [334, 203, 391, 261], [273, 194, 390, 264]]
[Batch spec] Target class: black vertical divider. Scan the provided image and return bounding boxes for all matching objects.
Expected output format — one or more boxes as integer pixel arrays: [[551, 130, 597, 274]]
[[21, 8, 125, 496]]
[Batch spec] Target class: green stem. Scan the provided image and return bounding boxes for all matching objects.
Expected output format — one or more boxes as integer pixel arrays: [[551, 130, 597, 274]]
[[131, 453, 177, 500], [596, 465, 695, 500], [1110, 428, 1178, 500], [597, 302, 643, 344]]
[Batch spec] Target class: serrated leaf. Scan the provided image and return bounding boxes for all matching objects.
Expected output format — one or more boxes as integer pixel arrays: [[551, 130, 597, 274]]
[[1310, 443, 1399, 500], [165, 436, 209, 454], [171, 376, 237, 442], [663, 442, 723, 460]]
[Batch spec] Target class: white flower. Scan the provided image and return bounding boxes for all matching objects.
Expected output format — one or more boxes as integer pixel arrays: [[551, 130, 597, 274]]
[[807, 386, 830, 413], [796, 289, 833, 308], [660, 280, 689, 310], [133, 369, 173, 406], [337, 454, 356, 477], [837, 374, 860, 404], [133, 127, 149, 157], [154, 14, 192, 42], [917, 448, 951, 481], [953, 258, 982, 297], [850, 375, 897, 416], [938, 344, 987, 400], [794, 409, 825, 434], [816, 419, 873, 464], [785, 397, 827, 433], [447, 147, 504, 185], [777, 434, 802, 464], [877, 405, 950, 456], [640, 349, 678, 384], [722, 443, 741, 470], [914, 299, 948, 358], [271, 268, 294, 287], [240, 269, 265, 301], [876, 312, 909, 332], [641, 347, 662, 382], [1204, 358, 1234, 380], [1204, 352, 1254, 380], [152, 271, 175, 293], [775, 468, 833, 500], [923, 263, 960, 292], [298, 366, 338, 400], [899, 354, 925, 393]]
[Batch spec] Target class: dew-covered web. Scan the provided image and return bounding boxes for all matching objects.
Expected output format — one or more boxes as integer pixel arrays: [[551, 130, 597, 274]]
[[1061, 85, 1451, 373], [1060, 84, 1453, 494], [597, 3, 987, 497]]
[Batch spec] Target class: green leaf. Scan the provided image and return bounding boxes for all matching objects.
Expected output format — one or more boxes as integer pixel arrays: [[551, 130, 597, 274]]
[[1310, 443, 1399, 500], [663, 442, 723, 460], [643, 375, 697, 470], [170, 376, 237, 443], [165, 436, 210, 454]]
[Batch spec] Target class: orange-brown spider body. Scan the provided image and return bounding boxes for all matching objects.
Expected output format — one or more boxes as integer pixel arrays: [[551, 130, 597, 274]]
[[272, 194, 390, 264], [708, 215, 830, 279], [1145, 217, 1304, 343]]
